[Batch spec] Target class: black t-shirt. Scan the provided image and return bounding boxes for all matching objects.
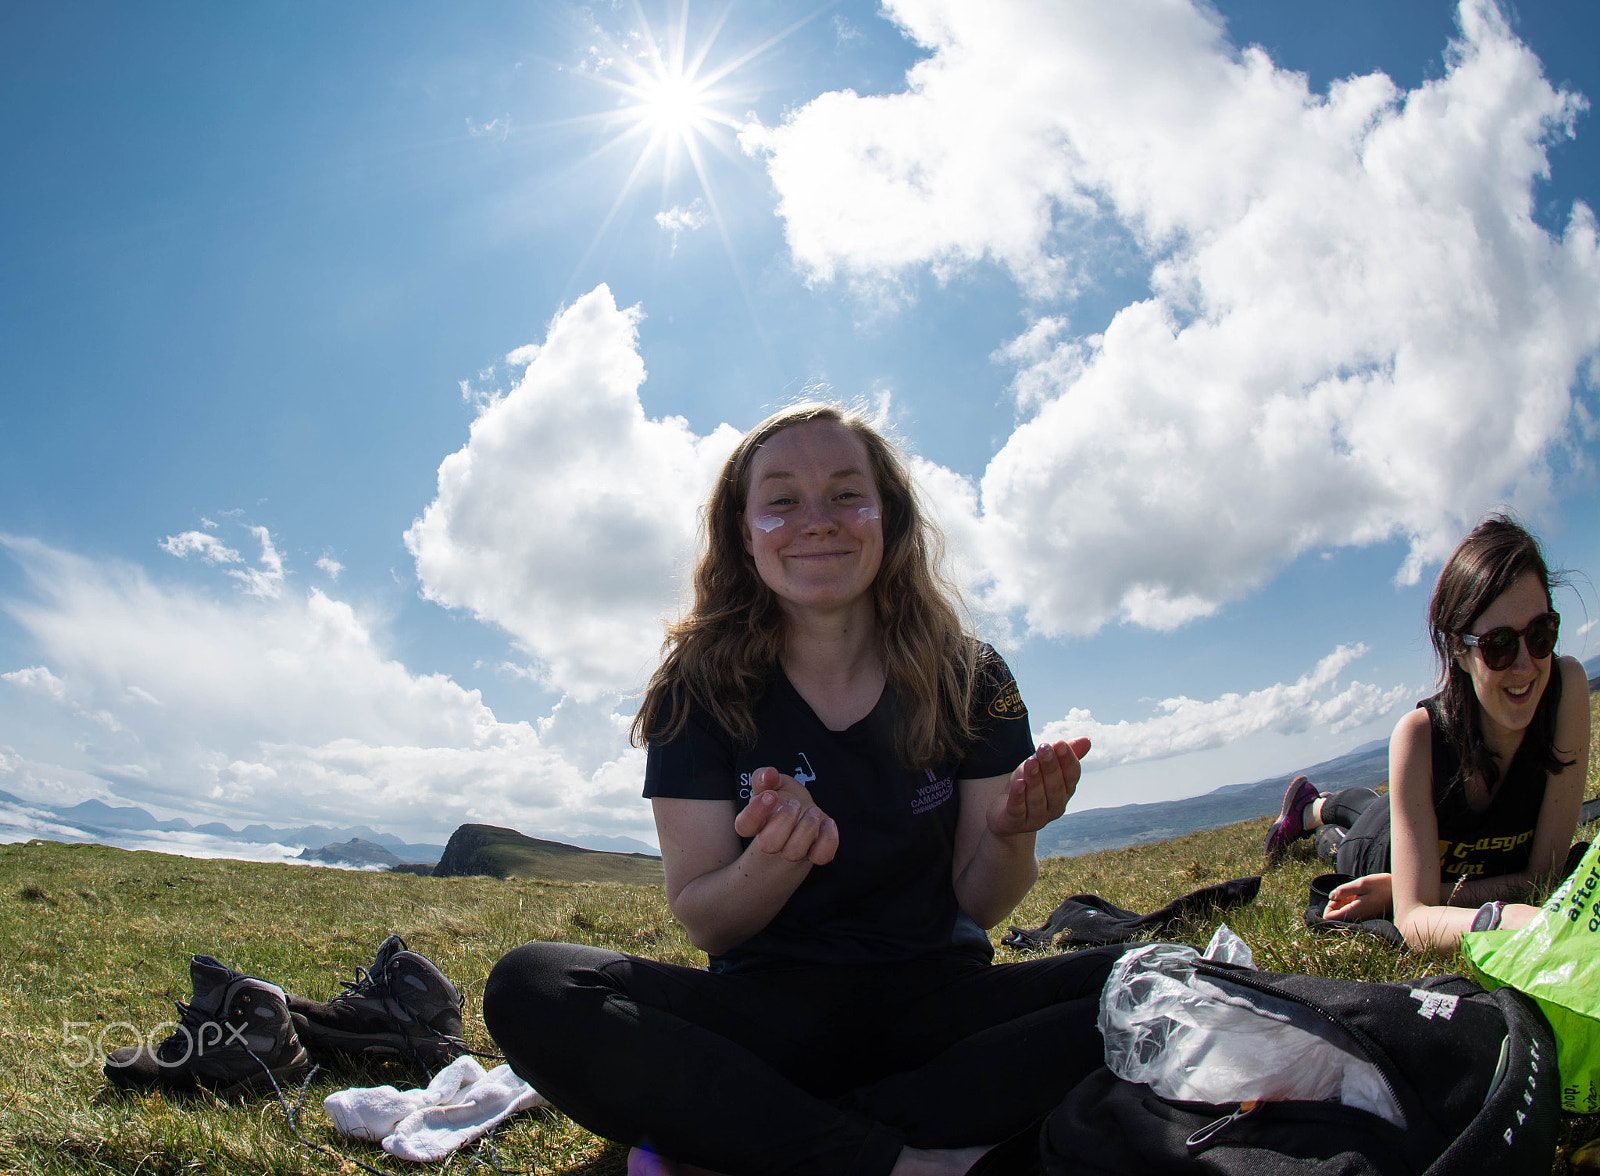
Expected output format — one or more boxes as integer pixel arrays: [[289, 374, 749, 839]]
[[643, 646, 1035, 973]]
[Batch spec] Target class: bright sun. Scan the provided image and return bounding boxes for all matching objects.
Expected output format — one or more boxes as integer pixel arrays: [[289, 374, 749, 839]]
[[635, 70, 714, 140], [563, 3, 827, 278], [604, 14, 742, 172], [581, 2, 822, 177]]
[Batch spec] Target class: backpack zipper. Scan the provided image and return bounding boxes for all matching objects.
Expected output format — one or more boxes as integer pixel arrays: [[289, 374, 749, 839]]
[[1186, 1100, 1259, 1146]]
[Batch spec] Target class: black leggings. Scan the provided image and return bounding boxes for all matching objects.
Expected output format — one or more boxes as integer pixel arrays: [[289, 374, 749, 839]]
[[1313, 786, 1391, 875], [482, 941, 1128, 1176]]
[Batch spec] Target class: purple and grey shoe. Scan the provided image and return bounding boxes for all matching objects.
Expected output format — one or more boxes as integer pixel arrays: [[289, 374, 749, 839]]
[[1264, 775, 1320, 863]]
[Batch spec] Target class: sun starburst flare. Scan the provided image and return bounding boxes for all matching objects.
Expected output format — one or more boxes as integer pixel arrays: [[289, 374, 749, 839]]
[[632, 64, 717, 140], [558, 2, 830, 283], [592, 2, 750, 184]]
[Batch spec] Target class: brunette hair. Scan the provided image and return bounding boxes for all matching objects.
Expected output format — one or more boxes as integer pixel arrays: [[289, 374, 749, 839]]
[[1428, 513, 1570, 794], [630, 403, 979, 768]]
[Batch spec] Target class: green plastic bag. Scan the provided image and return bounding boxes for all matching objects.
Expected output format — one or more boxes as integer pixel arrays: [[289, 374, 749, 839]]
[[1462, 838, 1600, 1114]]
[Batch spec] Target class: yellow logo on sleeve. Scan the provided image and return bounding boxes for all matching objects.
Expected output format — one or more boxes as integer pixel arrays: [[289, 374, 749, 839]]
[[988, 682, 1027, 720]]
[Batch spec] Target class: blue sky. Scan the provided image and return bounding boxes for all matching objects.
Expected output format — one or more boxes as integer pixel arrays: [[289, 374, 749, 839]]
[[2, 0, 1597, 860]]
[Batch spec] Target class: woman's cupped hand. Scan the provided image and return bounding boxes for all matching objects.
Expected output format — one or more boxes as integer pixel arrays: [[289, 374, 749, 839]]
[[733, 767, 840, 866], [988, 738, 1089, 838]]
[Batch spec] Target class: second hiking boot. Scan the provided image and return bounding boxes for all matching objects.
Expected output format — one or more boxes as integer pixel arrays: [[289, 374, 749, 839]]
[[288, 934, 465, 1070], [104, 954, 311, 1098]]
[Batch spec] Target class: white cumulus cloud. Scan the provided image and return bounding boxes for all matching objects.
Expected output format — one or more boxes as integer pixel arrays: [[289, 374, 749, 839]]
[[745, 0, 1600, 636], [1038, 644, 1409, 768], [405, 284, 742, 700]]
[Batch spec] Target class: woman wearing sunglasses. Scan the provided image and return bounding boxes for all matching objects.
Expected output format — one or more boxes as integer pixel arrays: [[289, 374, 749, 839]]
[[1265, 514, 1590, 951]]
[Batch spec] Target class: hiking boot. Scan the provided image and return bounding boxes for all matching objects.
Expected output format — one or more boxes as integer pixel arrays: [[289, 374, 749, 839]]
[[104, 955, 311, 1097], [1264, 775, 1319, 863], [288, 934, 465, 1071]]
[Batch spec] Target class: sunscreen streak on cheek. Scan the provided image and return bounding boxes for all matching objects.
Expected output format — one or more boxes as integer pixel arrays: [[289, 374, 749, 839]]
[[857, 506, 880, 523], [752, 515, 784, 533]]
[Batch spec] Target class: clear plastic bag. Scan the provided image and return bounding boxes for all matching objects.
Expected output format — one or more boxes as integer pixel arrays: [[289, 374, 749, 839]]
[[1202, 923, 1254, 968], [1098, 943, 1403, 1127]]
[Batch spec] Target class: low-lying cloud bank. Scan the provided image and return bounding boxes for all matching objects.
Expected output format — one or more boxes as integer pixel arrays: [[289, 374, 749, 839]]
[[0, 797, 315, 866]]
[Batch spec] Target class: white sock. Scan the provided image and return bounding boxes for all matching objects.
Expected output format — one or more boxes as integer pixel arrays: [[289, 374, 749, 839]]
[[382, 1063, 546, 1162], [324, 1056, 487, 1143]]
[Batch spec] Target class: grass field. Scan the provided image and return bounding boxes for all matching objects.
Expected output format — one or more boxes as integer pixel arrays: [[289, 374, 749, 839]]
[[1, 693, 1594, 1174]]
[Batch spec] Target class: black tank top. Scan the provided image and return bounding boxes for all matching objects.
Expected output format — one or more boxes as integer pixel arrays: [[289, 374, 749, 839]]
[[1423, 678, 1557, 881]]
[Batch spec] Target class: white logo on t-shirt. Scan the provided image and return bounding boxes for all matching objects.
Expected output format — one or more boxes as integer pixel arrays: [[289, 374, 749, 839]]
[[738, 752, 817, 800]]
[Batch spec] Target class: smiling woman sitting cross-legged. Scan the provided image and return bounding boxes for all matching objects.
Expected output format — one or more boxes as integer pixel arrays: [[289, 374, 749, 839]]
[[483, 403, 1127, 1176]]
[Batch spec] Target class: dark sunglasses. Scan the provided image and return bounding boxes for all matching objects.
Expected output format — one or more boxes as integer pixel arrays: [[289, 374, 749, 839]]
[[1458, 612, 1560, 671]]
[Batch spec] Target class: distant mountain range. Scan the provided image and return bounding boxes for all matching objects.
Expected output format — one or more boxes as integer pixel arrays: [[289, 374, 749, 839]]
[[1034, 738, 1390, 858], [0, 788, 669, 864], [0, 791, 448, 862]]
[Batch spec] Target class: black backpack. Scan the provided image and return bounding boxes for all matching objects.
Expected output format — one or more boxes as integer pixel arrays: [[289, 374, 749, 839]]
[[1040, 960, 1557, 1175]]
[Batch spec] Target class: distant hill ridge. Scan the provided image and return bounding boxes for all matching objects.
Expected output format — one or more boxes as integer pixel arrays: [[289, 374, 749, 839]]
[[1035, 738, 1390, 858], [433, 823, 663, 884]]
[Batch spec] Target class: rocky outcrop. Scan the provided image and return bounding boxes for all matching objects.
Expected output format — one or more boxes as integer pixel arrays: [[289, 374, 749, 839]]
[[431, 823, 663, 884], [431, 824, 514, 878]]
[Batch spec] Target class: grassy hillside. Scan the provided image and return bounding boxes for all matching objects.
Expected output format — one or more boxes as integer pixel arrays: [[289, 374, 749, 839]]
[[0, 693, 1593, 1174]]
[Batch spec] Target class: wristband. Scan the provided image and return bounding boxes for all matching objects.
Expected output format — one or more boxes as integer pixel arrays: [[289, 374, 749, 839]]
[[1470, 901, 1506, 932]]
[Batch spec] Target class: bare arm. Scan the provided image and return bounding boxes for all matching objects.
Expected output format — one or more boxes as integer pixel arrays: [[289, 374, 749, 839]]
[[952, 739, 1086, 929], [652, 769, 839, 958], [1449, 872, 1543, 906], [1388, 707, 1480, 950]]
